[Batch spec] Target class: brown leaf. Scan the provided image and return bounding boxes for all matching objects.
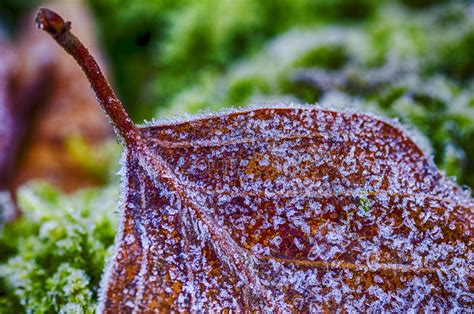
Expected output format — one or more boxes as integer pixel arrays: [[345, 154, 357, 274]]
[[99, 108, 472, 312], [36, 9, 473, 312], [0, 37, 18, 190], [0, 37, 18, 222], [0, 26, 52, 222]]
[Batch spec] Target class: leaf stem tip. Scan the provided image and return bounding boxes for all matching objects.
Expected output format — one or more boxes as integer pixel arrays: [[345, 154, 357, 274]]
[[35, 8, 71, 37]]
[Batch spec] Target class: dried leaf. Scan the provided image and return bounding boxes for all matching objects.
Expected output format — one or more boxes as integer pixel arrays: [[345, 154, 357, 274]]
[[0, 37, 17, 191], [0, 25, 52, 222], [36, 9, 473, 312], [0, 37, 18, 222], [100, 108, 473, 312]]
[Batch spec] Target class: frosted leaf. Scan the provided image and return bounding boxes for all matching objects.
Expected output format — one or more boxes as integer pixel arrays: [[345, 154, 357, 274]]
[[99, 106, 473, 312]]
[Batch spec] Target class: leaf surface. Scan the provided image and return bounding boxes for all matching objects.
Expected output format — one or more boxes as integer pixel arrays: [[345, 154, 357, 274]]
[[100, 107, 473, 312]]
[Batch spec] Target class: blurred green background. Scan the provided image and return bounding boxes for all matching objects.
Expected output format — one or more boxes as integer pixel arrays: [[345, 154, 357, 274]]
[[0, 0, 473, 312]]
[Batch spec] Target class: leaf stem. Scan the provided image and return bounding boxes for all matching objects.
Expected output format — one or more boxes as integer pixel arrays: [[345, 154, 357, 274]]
[[35, 8, 143, 149]]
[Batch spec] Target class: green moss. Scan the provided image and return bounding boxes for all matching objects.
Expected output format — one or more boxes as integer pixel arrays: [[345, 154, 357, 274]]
[[0, 183, 118, 313], [292, 44, 349, 70], [435, 23, 474, 80], [87, 0, 379, 120]]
